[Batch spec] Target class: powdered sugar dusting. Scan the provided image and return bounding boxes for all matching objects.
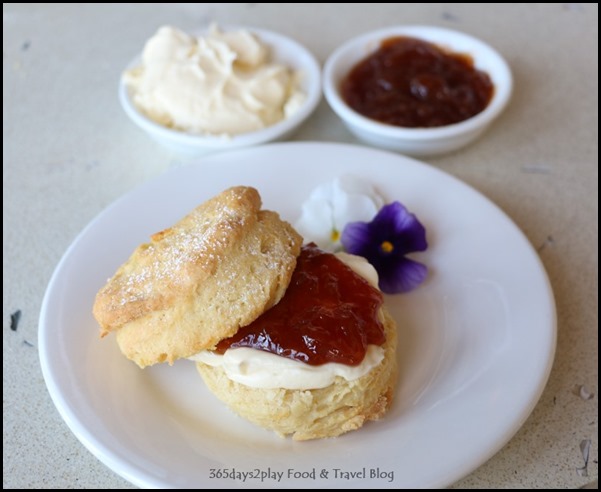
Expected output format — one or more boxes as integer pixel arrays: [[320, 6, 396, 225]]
[[115, 192, 250, 308], [95, 186, 302, 347]]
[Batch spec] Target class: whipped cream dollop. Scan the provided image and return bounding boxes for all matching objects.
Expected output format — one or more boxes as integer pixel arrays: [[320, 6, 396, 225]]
[[189, 253, 384, 390], [123, 25, 305, 136]]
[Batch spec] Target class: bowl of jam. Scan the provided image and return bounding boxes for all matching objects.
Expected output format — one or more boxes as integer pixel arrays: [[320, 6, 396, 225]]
[[323, 26, 512, 156]]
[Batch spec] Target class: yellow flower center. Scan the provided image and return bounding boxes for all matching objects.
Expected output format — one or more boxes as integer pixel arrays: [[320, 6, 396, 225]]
[[380, 240, 394, 253], [330, 229, 341, 242]]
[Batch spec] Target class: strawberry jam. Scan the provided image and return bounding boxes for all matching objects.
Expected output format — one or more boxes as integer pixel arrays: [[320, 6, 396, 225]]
[[341, 36, 494, 128], [215, 243, 385, 365]]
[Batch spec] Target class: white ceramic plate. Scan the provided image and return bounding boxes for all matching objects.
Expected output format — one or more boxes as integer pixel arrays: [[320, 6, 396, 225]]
[[39, 142, 556, 489]]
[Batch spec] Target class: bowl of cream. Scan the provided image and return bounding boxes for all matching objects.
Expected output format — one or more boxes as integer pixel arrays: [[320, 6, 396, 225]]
[[119, 24, 321, 155]]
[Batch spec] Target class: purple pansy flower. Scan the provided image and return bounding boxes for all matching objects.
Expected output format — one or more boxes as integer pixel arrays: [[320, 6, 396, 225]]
[[341, 201, 428, 294]]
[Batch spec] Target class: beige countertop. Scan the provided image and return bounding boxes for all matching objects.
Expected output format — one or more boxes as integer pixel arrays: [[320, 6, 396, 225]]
[[3, 3, 598, 489]]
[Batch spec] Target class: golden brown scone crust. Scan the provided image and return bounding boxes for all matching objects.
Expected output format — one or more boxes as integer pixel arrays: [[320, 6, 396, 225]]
[[93, 186, 302, 368], [196, 307, 397, 440]]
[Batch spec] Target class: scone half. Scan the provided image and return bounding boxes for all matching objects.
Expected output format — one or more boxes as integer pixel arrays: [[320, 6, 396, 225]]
[[196, 306, 397, 441], [93, 186, 302, 367]]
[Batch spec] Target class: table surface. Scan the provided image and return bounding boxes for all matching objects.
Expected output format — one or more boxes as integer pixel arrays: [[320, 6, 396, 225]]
[[3, 3, 598, 489]]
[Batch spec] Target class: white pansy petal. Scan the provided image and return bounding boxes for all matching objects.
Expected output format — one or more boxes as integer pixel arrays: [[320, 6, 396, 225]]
[[337, 174, 385, 209], [294, 200, 334, 246], [308, 180, 336, 202], [295, 176, 386, 252], [332, 193, 381, 231]]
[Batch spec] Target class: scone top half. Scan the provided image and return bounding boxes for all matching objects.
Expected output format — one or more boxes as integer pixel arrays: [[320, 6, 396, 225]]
[[93, 186, 302, 368]]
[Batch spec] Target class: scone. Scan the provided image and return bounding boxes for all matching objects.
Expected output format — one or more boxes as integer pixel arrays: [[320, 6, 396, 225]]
[[195, 306, 397, 440], [191, 243, 397, 440], [93, 185, 397, 440], [93, 186, 302, 367]]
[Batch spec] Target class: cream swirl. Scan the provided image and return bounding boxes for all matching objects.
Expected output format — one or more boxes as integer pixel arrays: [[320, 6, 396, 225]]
[[123, 24, 304, 135]]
